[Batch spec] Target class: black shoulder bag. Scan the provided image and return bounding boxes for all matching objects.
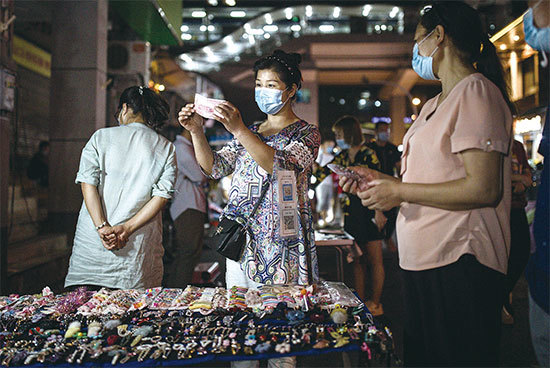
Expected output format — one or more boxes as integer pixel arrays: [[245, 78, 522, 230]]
[[212, 178, 270, 261]]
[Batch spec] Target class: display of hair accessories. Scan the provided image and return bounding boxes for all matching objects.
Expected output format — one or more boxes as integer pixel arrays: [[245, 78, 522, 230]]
[[0, 284, 399, 366], [228, 286, 248, 309], [129, 287, 162, 311]]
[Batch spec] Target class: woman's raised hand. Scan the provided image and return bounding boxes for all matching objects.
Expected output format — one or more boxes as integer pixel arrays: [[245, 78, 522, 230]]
[[178, 104, 204, 134], [213, 102, 246, 135]]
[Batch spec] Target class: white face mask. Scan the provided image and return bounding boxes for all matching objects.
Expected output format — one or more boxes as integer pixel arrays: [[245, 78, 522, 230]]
[[524, 7, 550, 67], [411, 30, 439, 80], [254, 87, 291, 115]]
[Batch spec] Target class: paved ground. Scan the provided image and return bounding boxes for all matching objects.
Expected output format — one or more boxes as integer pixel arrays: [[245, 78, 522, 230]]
[[190, 233, 539, 367]]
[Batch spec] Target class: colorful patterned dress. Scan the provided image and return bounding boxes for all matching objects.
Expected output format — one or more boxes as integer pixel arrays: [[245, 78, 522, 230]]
[[209, 120, 320, 285]]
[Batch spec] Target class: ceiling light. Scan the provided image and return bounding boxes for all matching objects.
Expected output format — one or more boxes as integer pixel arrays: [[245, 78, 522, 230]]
[[390, 6, 399, 18], [306, 5, 313, 18], [381, 25, 387, 31], [265, 13, 273, 25], [319, 24, 335, 33], [230, 10, 246, 18], [333, 7, 341, 18], [248, 28, 264, 35], [157, 84, 166, 92], [208, 25, 215, 32], [191, 10, 206, 18], [412, 97, 421, 106], [263, 25, 278, 32], [200, 25, 207, 32], [180, 25, 189, 32], [362, 5, 372, 17], [374, 100, 381, 107], [248, 35, 255, 45], [513, 35, 520, 42], [290, 24, 301, 32], [285, 8, 293, 20], [180, 54, 193, 64], [374, 24, 381, 31], [224, 0, 236, 6], [264, 33, 271, 39], [499, 44, 507, 50], [223, 36, 239, 53], [204, 47, 220, 62], [181, 33, 192, 40], [207, 0, 218, 5]]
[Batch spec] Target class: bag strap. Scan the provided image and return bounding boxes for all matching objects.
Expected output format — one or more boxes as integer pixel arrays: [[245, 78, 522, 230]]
[[245, 176, 271, 225]]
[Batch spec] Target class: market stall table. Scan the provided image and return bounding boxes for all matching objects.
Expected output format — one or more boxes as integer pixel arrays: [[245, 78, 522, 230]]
[[0, 283, 398, 367], [315, 230, 365, 289]]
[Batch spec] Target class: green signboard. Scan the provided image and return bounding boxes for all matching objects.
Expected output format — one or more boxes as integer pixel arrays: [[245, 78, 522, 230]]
[[111, 0, 182, 46]]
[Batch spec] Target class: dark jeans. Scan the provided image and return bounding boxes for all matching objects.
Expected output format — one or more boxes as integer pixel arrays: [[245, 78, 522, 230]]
[[402, 254, 505, 367]]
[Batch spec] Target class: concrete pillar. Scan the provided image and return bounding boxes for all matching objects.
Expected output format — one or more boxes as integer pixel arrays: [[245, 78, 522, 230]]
[[293, 70, 319, 126], [49, 0, 107, 235], [390, 95, 407, 145]]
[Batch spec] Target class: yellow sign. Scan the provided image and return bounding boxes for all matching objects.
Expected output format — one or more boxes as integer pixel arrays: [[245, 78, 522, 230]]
[[12, 36, 51, 78]]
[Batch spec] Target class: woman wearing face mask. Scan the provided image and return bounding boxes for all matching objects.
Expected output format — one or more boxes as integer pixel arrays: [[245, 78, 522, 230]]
[[178, 50, 319, 286], [339, 2, 514, 366], [179, 50, 319, 367], [312, 116, 386, 315], [524, 0, 549, 366], [65, 86, 176, 290]]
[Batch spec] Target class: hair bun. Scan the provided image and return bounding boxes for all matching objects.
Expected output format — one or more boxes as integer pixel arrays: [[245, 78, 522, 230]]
[[289, 52, 302, 66]]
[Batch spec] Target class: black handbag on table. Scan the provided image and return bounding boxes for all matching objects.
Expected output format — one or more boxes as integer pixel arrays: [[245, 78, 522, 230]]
[[212, 178, 271, 261]]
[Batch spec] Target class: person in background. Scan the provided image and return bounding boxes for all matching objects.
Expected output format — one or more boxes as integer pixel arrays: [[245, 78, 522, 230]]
[[523, 0, 549, 365], [165, 126, 208, 288], [65, 86, 176, 290], [315, 139, 336, 226], [179, 50, 319, 368], [502, 139, 532, 324], [313, 116, 386, 316], [27, 141, 49, 188], [340, 2, 514, 365], [367, 122, 401, 252]]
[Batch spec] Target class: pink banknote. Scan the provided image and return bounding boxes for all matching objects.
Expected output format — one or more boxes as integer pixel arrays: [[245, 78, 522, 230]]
[[194, 94, 226, 120]]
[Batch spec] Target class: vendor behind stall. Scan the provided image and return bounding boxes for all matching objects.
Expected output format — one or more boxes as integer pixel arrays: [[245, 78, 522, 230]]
[[65, 86, 177, 290]]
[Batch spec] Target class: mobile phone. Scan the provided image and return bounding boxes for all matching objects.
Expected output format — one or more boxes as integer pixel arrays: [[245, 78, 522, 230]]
[[327, 164, 364, 182]]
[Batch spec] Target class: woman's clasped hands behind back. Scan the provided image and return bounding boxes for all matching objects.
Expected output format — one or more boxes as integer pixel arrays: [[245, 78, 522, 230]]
[[97, 224, 131, 251]]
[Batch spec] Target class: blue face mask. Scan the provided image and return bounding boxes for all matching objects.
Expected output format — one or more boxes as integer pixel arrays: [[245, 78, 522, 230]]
[[412, 30, 439, 80], [524, 8, 550, 54], [255, 87, 290, 115], [377, 132, 390, 142], [336, 139, 350, 150]]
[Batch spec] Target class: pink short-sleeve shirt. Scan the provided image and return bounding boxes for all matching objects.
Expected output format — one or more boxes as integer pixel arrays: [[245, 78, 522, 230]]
[[397, 73, 512, 274]]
